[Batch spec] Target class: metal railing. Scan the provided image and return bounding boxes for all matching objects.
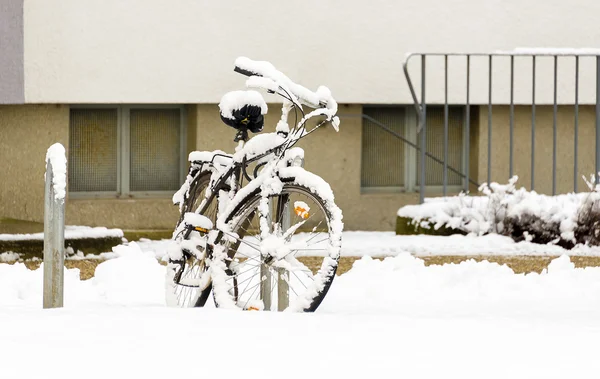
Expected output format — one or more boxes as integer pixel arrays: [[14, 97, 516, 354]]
[[403, 51, 600, 203], [349, 112, 477, 191]]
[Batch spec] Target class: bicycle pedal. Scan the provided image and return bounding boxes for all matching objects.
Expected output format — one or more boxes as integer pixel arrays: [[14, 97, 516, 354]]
[[184, 212, 213, 234]]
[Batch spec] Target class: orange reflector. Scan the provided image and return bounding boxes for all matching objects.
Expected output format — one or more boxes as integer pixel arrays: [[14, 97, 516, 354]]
[[295, 206, 309, 219]]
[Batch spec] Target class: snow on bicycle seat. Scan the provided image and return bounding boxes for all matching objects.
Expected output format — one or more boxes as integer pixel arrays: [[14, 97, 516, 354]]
[[219, 90, 268, 133], [188, 150, 232, 168]]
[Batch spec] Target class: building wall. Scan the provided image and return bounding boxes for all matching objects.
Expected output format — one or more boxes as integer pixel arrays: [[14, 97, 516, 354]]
[[21, 0, 600, 104], [0, 0, 24, 103], [476, 105, 596, 194], [0, 105, 68, 221], [2, 103, 596, 230], [0, 104, 186, 229]]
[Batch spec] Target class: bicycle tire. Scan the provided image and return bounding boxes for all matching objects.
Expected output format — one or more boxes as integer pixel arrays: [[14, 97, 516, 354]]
[[165, 171, 216, 308], [211, 174, 343, 312]]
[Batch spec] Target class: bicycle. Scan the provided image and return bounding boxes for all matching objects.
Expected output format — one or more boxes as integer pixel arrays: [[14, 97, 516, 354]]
[[165, 57, 343, 312]]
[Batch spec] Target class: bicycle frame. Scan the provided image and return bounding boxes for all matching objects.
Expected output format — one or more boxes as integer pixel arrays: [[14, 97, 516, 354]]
[[182, 97, 332, 242]]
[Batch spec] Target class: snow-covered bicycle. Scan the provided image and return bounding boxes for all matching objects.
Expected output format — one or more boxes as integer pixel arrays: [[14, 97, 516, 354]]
[[165, 57, 343, 312]]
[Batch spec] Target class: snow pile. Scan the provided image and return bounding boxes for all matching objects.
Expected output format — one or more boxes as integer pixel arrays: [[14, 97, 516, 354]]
[[218, 90, 267, 120], [398, 176, 600, 247], [0, 252, 20, 262], [0, 242, 164, 307], [3, 243, 600, 316], [336, 232, 600, 257], [45, 143, 67, 200], [0, 225, 123, 241], [324, 253, 600, 317]]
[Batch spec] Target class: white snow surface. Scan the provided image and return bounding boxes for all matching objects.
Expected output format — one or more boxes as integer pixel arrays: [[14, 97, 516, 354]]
[[0, 225, 123, 242], [0, 252, 20, 262], [45, 143, 67, 200], [501, 47, 600, 55], [218, 90, 267, 120], [3, 242, 600, 378]]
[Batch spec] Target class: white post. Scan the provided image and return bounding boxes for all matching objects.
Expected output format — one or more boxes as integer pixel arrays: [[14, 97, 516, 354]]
[[43, 144, 67, 309]]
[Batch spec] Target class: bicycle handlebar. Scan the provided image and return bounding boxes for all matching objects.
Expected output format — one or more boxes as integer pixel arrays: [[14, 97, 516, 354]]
[[234, 57, 328, 109], [233, 66, 256, 78]]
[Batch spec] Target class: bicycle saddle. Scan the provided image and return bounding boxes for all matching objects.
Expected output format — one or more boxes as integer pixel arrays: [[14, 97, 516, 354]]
[[219, 90, 268, 134]]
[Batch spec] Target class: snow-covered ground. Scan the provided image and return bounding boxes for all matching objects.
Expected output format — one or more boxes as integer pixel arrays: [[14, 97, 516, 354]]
[[130, 231, 600, 259], [5, 230, 600, 261], [2, 240, 600, 378], [0, 225, 123, 241]]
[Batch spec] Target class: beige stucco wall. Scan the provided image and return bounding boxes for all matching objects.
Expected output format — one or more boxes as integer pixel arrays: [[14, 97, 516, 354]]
[[5, 102, 592, 231], [65, 105, 203, 230], [0, 104, 69, 221], [0, 104, 185, 229], [477, 105, 596, 194], [66, 198, 179, 229]]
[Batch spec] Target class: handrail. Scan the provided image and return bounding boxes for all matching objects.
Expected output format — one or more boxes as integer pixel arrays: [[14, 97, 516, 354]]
[[403, 50, 600, 203]]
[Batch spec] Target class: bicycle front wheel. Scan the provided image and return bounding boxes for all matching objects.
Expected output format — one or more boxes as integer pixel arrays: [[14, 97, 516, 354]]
[[211, 179, 343, 312]]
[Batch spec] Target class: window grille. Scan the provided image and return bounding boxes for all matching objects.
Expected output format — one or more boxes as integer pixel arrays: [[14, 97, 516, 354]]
[[68, 106, 184, 196], [361, 107, 406, 188], [361, 105, 466, 191], [68, 108, 118, 192], [416, 106, 465, 186], [129, 109, 181, 191]]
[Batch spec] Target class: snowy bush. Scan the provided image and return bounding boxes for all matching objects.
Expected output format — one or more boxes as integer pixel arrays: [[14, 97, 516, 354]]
[[573, 175, 600, 247], [397, 175, 600, 248]]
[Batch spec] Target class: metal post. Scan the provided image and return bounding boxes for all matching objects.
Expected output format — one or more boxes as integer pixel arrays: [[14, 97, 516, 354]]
[[574, 56, 579, 192], [419, 56, 426, 203], [276, 267, 289, 312], [277, 198, 290, 311], [553, 56, 558, 195], [260, 260, 272, 311], [596, 56, 600, 182], [443, 55, 448, 196], [43, 160, 65, 309], [488, 56, 492, 185], [531, 56, 536, 191], [509, 55, 514, 179], [465, 55, 471, 193], [260, 198, 272, 311]]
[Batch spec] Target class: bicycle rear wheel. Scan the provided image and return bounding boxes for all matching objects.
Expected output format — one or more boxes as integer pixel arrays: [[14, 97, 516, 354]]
[[165, 171, 217, 308], [211, 180, 343, 312]]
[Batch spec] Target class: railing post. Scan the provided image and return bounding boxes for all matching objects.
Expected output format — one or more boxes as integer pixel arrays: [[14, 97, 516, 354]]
[[596, 56, 600, 182], [43, 143, 66, 309], [419, 55, 426, 204]]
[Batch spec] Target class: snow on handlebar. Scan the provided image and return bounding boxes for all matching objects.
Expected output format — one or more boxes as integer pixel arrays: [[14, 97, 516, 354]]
[[234, 57, 339, 129]]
